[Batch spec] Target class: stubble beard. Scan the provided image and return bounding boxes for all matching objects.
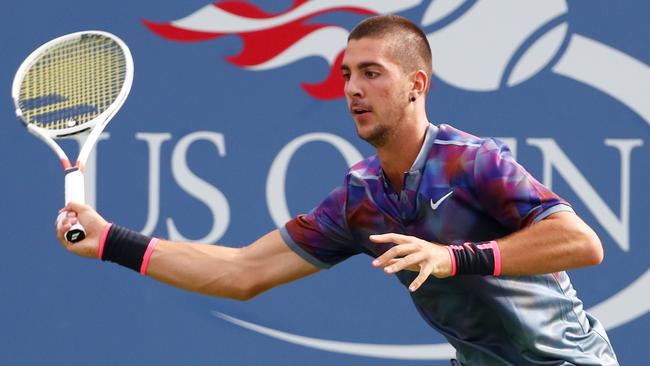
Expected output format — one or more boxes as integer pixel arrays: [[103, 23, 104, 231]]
[[358, 105, 406, 148], [359, 123, 391, 148]]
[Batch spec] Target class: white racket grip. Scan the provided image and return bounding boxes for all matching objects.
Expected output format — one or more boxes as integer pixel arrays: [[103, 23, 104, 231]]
[[64, 169, 86, 242], [64, 169, 85, 205]]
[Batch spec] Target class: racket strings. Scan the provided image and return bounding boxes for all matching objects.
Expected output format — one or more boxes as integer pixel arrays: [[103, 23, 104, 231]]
[[18, 35, 127, 131]]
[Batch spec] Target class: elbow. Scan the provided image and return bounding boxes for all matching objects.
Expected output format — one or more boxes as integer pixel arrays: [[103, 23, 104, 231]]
[[585, 238, 604, 267], [228, 291, 255, 302], [204, 281, 263, 301], [198, 272, 267, 301], [199, 249, 271, 301], [577, 225, 604, 267], [224, 274, 270, 301], [231, 283, 266, 301], [558, 213, 603, 268]]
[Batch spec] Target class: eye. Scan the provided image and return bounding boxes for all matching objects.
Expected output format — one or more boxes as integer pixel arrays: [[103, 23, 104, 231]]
[[364, 70, 379, 79], [341, 72, 350, 81]]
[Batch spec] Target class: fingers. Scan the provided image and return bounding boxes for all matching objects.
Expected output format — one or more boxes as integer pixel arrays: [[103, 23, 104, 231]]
[[369, 233, 410, 244], [59, 201, 87, 214], [56, 220, 68, 243], [57, 202, 82, 230], [370, 233, 419, 269], [56, 210, 78, 229], [54, 203, 107, 259], [56, 211, 66, 229], [56, 220, 72, 248], [370, 233, 445, 291], [374, 250, 434, 291], [386, 253, 425, 274], [372, 244, 417, 268], [409, 262, 434, 292], [55, 210, 80, 248], [384, 258, 419, 272]]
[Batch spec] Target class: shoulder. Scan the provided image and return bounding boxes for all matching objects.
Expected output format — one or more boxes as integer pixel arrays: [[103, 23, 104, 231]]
[[346, 154, 381, 186], [424, 125, 517, 185], [434, 124, 511, 158], [435, 124, 484, 147], [310, 155, 379, 210]]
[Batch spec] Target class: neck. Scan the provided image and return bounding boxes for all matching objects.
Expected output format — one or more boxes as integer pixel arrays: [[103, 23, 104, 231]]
[[377, 115, 429, 191]]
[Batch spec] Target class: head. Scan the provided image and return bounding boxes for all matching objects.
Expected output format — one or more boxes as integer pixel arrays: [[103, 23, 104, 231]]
[[341, 15, 432, 147]]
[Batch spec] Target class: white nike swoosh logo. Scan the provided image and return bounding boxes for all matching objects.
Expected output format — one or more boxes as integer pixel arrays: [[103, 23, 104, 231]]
[[430, 191, 453, 210]]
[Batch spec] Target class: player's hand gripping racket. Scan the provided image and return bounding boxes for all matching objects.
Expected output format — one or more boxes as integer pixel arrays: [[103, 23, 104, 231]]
[[12, 31, 133, 243]]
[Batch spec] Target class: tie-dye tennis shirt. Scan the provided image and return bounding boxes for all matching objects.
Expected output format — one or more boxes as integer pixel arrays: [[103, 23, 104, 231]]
[[280, 123, 617, 365]]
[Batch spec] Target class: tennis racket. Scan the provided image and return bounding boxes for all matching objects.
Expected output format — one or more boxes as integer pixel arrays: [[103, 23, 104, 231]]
[[12, 31, 134, 243]]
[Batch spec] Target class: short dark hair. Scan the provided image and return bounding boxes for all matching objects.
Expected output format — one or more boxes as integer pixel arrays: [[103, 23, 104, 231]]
[[348, 15, 432, 81]]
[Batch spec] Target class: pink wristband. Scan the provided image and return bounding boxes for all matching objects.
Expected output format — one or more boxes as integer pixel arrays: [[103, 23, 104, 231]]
[[492, 241, 502, 276], [98, 223, 113, 260], [446, 246, 457, 277], [474, 240, 502, 276], [139, 238, 159, 275]]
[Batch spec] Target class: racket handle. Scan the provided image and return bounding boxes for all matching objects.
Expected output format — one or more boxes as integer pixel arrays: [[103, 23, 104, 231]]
[[64, 168, 86, 243], [66, 224, 86, 243]]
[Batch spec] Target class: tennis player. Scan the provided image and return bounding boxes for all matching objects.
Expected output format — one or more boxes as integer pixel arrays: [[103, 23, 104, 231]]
[[56, 15, 618, 365]]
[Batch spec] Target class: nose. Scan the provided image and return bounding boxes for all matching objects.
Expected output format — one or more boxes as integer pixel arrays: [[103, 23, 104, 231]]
[[344, 73, 363, 99]]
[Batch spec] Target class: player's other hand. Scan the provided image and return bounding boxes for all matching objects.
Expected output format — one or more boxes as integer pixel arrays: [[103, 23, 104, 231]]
[[369, 233, 453, 292], [55, 202, 109, 259]]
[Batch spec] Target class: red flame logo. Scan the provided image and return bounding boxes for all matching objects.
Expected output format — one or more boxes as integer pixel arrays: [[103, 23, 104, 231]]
[[143, 1, 420, 99]]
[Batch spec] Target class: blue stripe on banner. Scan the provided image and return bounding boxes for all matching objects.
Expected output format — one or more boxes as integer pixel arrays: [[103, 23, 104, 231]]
[[31, 104, 97, 124], [21, 94, 67, 110]]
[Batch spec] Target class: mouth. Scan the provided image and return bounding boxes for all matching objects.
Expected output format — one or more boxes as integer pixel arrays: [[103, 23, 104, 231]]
[[350, 104, 372, 116]]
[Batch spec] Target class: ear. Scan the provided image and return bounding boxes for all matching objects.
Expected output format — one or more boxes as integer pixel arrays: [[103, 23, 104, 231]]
[[410, 70, 429, 98]]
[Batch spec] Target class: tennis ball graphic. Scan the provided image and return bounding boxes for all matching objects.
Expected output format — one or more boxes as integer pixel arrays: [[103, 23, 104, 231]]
[[423, 0, 569, 91]]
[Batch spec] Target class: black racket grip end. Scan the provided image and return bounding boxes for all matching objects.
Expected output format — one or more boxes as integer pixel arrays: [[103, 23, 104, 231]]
[[66, 223, 86, 243]]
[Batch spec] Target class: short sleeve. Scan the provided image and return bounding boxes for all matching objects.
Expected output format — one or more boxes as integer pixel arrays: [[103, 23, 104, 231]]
[[281, 183, 360, 269], [471, 138, 573, 230]]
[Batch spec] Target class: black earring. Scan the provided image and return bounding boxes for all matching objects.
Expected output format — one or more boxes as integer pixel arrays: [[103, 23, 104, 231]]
[[410, 95, 416, 102]]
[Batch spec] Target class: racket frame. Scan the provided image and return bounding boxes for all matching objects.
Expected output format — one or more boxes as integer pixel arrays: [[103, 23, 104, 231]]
[[12, 30, 134, 170], [12, 30, 134, 241]]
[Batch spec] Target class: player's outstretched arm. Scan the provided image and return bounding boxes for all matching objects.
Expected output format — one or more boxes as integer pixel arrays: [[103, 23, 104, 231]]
[[56, 202, 320, 300]]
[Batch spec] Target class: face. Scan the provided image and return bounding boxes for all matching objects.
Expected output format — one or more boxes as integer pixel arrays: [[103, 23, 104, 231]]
[[341, 38, 412, 147]]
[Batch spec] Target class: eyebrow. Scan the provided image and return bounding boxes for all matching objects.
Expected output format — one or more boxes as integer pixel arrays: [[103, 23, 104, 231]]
[[340, 61, 385, 72]]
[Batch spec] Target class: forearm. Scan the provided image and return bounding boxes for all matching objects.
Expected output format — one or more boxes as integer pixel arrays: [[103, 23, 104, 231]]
[[145, 240, 256, 300], [497, 212, 603, 275], [124, 230, 317, 300]]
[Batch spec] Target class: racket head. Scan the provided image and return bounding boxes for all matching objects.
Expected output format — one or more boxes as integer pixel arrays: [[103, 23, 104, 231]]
[[12, 31, 134, 139]]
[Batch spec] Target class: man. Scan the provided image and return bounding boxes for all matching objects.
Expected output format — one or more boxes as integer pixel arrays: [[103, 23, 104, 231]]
[[57, 15, 618, 365]]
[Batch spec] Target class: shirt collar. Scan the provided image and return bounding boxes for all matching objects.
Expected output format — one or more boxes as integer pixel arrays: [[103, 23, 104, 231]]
[[380, 123, 438, 191], [408, 123, 438, 174]]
